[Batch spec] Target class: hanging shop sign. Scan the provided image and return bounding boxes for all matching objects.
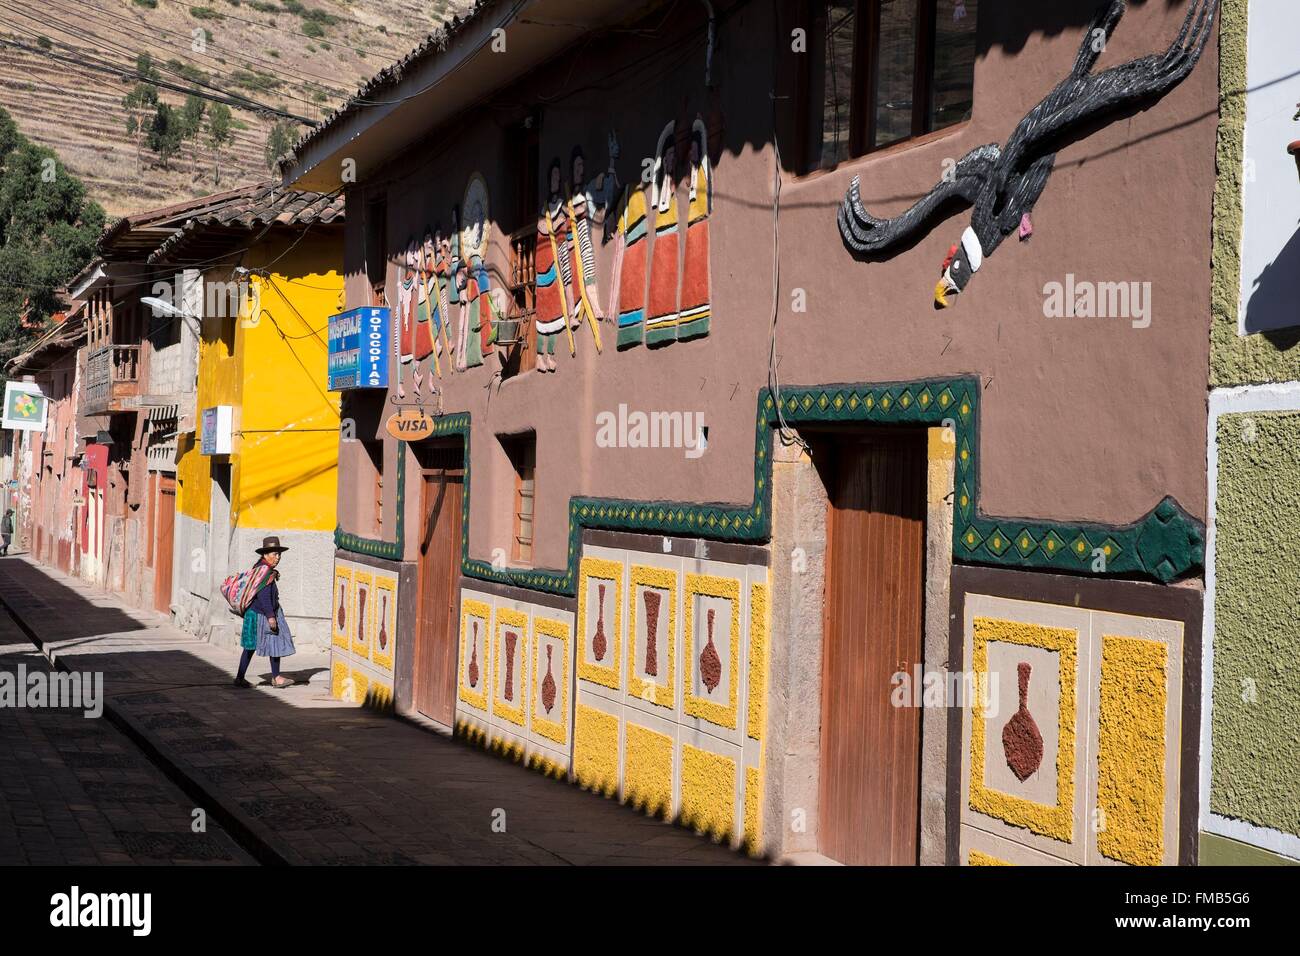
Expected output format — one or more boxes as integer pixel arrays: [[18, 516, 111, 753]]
[[2, 381, 47, 432], [385, 408, 436, 442], [328, 306, 390, 390], [200, 406, 233, 455]]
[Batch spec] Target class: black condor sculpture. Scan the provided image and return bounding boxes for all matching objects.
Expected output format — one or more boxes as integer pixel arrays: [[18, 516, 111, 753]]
[[836, 0, 1218, 308]]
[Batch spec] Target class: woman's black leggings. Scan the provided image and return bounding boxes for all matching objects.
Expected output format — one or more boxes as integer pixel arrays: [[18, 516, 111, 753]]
[[236, 649, 281, 680]]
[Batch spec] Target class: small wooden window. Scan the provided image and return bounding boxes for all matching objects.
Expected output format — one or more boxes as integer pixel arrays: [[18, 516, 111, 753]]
[[799, 0, 978, 173], [503, 434, 536, 567]]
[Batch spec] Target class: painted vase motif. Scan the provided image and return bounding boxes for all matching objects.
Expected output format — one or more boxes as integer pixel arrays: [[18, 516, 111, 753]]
[[642, 589, 661, 677], [378, 594, 388, 651], [541, 645, 556, 714], [700, 607, 721, 694], [592, 583, 608, 661], [357, 588, 367, 645], [336, 582, 346, 630], [1002, 661, 1044, 782], [468, 620, 480, 688], [504, 631, 517, 702]]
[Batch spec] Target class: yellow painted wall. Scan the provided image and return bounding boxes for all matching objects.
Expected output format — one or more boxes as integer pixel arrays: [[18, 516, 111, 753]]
[[231, 239, 343, 532], [178, 234, 344, 533]]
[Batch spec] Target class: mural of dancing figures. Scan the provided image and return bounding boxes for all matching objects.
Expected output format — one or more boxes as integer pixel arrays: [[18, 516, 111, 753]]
[[677, 117, 712, 340], [395, 236, 426, 395], [837, 0, 1217, 309], [535, 158, 573, 373], [644, 121, 680, 346]]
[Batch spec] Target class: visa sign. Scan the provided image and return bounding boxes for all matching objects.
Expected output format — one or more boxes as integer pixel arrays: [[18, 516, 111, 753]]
[[327, 306, 390, 390]]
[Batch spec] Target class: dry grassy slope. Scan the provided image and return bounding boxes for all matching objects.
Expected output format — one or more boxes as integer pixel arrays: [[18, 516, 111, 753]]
[[0, 0, 464, 217]]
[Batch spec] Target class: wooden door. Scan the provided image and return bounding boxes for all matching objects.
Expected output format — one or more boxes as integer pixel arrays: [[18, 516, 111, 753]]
[[413, 467, 463, 725], [154, 476, 176, 614], [818, 431, 926, 865]]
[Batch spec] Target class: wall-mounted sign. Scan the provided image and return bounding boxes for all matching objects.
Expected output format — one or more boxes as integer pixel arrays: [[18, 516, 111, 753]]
[[2, 382, 47, 432], [328, 306, 390, 390], [71, 492, 85, 507], [200, 406, 233, 455], [385, 408, 436, 442]]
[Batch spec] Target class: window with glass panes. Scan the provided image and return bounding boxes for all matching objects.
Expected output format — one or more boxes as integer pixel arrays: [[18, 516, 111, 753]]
[[800, 0, 978, 172]]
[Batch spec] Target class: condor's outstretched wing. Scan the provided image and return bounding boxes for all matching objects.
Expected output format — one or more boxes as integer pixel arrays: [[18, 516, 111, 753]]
[[838, 144, 1000, 255], [998, 0, 1216, 183]]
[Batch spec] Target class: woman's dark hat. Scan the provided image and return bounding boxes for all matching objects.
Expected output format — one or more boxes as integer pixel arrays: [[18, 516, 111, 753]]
[[256, 536, 289, 555]]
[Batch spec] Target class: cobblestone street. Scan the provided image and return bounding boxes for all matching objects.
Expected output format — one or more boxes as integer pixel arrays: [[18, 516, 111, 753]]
[[0, 556, 759, 866]]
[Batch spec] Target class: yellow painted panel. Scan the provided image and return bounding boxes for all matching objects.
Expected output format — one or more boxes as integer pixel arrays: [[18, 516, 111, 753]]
[[680, 744, 736, 841], [573, 704, 619, 797], [968, 850, 1013, 866], [1097, 634, 1167, 866], [970, 617, 1077, 843], [624, 721, 673, 817], [743, 765, 763, 856]]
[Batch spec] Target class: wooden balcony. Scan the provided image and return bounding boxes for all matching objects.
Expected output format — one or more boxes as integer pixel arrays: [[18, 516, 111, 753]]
[[83, 345, 141, 415]]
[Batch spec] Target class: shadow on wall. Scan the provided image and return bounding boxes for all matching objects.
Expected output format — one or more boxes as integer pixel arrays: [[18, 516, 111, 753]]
[[1244, 223, 1300, 339], [979, 0, 1171, 57]]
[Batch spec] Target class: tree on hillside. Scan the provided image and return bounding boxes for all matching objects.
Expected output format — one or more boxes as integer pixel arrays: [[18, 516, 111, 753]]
[[0, 107, 106, 373], [263, 119, 297, 172], [123, 53, 161, 171], [180, 93, 206, 169], [147, 103, 184, 170], [206, 103, 232, 186]]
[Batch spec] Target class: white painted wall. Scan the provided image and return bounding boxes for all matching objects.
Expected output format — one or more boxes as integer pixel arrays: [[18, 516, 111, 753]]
[[1238, 0, 1300, 334]]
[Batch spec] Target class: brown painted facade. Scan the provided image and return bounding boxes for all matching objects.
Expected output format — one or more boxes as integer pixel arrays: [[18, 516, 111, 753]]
[[295, 0, 1217, 864]]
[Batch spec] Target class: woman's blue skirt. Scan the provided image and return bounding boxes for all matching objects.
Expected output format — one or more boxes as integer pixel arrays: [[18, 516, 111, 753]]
[[241, 608, 296, 658]]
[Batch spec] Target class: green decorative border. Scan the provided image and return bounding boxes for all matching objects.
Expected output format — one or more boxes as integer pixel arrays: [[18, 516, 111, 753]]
[[335, 378, 1204, 593]]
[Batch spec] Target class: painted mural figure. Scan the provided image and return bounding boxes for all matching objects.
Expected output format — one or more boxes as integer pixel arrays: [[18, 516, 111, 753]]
[[416, 230, 444, 378], [460, 175, 495, 369], [566, 136, 620, 327], [535, 158, 572, 373], [396, 236, 423, 392], [612, 180, 649, 348], [449, 206, 467, 371], [677, 118, 712, 340], [645, 121, 680, 346]]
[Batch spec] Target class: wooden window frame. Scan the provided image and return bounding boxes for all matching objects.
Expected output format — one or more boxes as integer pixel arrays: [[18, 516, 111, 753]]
[[502, 434, 536, 568], [798, 0, 959, 174]]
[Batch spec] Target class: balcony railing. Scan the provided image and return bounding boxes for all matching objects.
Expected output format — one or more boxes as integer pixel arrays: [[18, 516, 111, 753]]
[[83, 345, 141, 415]]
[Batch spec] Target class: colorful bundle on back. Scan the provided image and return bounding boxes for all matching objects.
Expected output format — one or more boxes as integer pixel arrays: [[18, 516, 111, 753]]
[[219, 563, 272, 617]]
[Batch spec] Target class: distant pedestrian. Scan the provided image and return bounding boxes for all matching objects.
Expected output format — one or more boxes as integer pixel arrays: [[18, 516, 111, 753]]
[[1, 509, 13, 555], [233, 536, 296, 689]]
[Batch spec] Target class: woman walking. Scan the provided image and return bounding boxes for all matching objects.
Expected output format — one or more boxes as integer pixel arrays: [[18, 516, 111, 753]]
[[233, 536, 296, 688]]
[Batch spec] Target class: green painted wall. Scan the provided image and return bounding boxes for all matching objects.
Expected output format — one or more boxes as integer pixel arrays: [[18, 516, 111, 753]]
[[1199, 832, 1298, 866], [1211, 412, 1300, 835], [1210, 0, 1300, 386]]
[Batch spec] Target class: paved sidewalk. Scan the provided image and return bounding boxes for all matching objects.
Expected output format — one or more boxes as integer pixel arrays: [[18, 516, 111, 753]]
[[0, 613, 252, 865], [0, 557, 759, 866]]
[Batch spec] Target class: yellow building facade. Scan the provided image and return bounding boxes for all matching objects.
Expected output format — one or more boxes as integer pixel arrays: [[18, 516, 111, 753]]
[[161, 186, 346, 649]]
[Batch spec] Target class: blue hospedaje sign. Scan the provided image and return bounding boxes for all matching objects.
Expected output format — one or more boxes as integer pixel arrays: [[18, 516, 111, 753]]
[[327, 306, 390, 390]]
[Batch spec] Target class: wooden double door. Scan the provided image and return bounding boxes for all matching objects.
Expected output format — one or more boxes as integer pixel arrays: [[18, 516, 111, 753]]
[[412, 452, 463, 726], [817, 431, 927, 866]]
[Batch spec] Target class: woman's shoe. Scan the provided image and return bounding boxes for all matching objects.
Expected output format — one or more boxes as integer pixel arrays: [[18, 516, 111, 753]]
[[233, 677, 251, 688], [271, 675, 294, 688]]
